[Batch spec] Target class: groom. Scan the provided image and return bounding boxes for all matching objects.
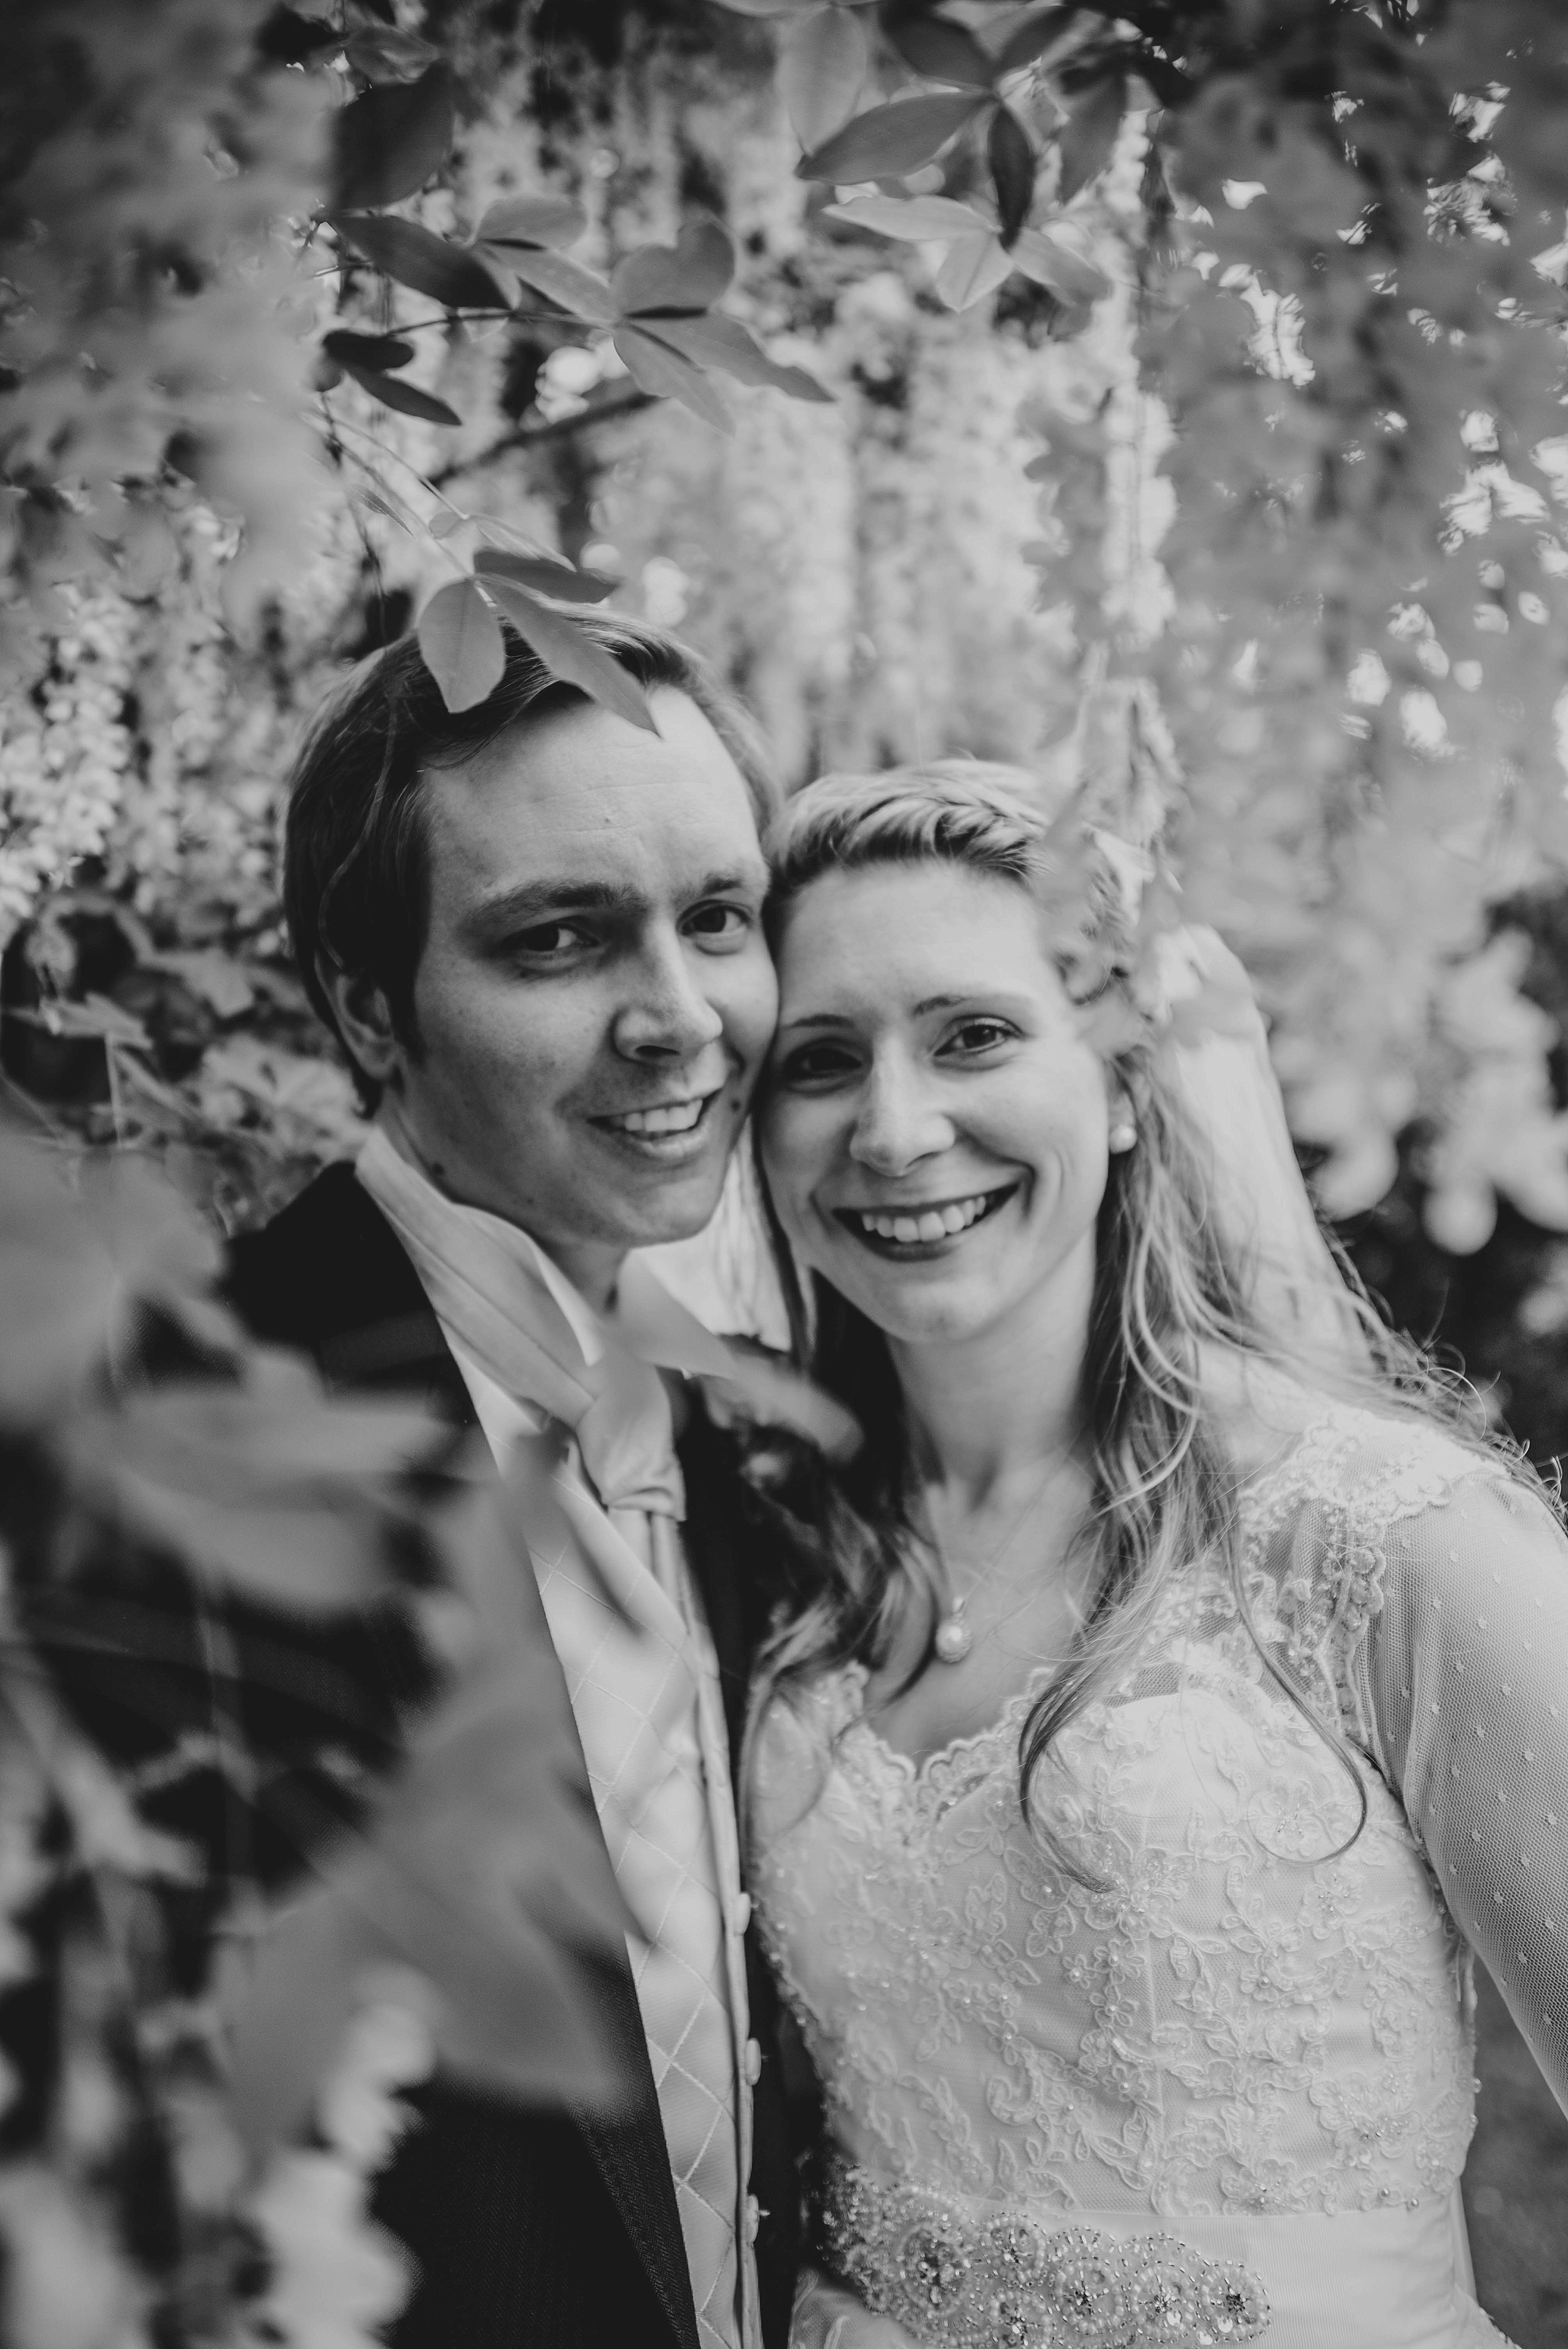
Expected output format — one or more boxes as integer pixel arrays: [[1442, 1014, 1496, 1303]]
[[227, 612, 797, 2349]]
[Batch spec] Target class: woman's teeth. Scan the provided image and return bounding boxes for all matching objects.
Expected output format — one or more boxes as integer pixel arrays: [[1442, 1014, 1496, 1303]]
[[612, 1098, 706, 1136], [849, 1192, 1002, 1245]]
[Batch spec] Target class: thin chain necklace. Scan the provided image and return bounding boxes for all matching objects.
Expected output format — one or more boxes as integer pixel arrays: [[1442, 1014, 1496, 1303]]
[[923, 1458, 1075, 1666]]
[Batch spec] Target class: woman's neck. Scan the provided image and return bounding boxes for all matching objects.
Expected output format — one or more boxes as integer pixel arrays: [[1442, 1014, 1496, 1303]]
[[889, 1239, 1094, 1507]]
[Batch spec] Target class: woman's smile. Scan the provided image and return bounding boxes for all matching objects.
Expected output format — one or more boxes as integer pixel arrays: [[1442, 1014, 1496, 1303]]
[[831, 1179, 1022, 1258]]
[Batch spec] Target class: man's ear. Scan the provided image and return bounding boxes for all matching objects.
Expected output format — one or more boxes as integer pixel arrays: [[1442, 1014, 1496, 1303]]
[[320, 960, 403, 1088]]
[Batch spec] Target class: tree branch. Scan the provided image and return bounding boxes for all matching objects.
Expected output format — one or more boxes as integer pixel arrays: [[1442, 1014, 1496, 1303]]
[[430, 384, 655, 484]]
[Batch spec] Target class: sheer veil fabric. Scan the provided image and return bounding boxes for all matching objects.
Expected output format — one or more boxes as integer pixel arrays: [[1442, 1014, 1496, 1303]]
[[738, 932, 1567, 2348]]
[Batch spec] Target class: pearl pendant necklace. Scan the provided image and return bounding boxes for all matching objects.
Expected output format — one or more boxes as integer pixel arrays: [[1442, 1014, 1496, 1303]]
[[933, 1601, 974, 1665], [926, 1460, 1067, 1667]]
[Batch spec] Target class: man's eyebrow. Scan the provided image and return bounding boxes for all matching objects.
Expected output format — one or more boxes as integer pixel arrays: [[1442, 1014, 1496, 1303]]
[[467, 878, 641, 933], [697, 862, 770, 896]]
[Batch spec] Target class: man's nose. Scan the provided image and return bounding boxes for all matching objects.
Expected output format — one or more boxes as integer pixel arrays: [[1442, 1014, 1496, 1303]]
[[611, 931, 725, 1063], [848, 1055, 953, 1176]]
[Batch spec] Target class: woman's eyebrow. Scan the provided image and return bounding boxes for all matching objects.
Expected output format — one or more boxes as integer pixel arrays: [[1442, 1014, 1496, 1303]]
[[776, 1010, 856, 1033]]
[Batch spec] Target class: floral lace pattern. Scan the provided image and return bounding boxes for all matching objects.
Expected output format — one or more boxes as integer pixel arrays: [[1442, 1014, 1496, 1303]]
[[750, 1404, 1557, 2230]]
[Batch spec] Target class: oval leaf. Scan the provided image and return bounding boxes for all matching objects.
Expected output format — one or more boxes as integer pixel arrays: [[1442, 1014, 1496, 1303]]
[[823, 193, 993, 240], [1010, 225, 1110, 302], [333, 213, 507, 309], [797, 91, 985, 184], [997, 4, 1080, 74], [638, 313, 831, 403], [332, 63, 455, 211], [1057, 70, 1126, 203], [344, 24, 441, 82], [613, 322, 735, 432], [780, 8, 868, 151], [503, 247, 618, 324], [482, 579, 659, 734], [885, 13, 997, 90], [321, 328, 415, 372], [611, 221, 736, 319], [935, 230, 1014, 310], [473, 549, 617, 602], [339, 361, 462, 425], [417, 578, 507, 713], [988, 103, 1035, 245], [473, 193, 588, 252]]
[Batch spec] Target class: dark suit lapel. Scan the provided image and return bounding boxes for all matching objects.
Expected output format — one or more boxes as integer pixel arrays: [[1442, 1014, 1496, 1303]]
[[228, 1168, 701, 2349]]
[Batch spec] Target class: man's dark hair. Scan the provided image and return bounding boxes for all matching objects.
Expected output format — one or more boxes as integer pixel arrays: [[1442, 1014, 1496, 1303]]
[[283, 608, 780, 1106]]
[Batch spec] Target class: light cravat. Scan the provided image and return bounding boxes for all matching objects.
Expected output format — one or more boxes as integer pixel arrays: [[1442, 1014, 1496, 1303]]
[[357, 1125, 757, 2349]]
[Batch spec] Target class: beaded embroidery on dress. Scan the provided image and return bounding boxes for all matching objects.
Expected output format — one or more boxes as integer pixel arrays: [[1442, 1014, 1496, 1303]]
[[752, 1401, 1567, 2348]]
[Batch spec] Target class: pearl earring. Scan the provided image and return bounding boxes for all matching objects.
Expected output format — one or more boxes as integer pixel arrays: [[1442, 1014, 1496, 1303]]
[[1108, 1118, 1137, 1153]]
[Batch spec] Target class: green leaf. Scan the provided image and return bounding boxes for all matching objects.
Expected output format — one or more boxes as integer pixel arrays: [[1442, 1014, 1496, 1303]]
[[472, 549, 618, 602], [1056, 69, 1125, 201], [333, 213, 508, 308], [996, 4, 1079, 74], [418, 578, 507, 713], [988, 103, 1035, 245], [332, 63, 455, 210], [345, 24, 440, 81], [483, 578, 660, 734], [823, 192, 993, 239], [611, 221, 736, 319], [503, 248, 618, 324], [321, 328, 415, 373], [473, 193, 588, 252], [613, 322, 735, 432], [1010, 225, 1110, 301], [935, 230, 1014, 309], [339, 361, 462, 425], [780, 8, 869, 151], [884, 12, 997, 90], [797, 91, 986, 183], [638, 313, 832, 403]]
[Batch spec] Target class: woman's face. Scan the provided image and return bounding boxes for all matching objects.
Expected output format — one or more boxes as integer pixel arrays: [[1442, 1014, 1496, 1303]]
[[759, 861, 1117, 1352]]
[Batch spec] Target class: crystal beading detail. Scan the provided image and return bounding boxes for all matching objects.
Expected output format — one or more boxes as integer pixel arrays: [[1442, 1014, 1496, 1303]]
[[817, 2158, 1270, 2349]]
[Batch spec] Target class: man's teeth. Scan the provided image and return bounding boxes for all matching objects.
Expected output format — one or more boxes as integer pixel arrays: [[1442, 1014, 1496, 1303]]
[[613, 1099, 706, 1136], [853, 1193, 998, 1244]]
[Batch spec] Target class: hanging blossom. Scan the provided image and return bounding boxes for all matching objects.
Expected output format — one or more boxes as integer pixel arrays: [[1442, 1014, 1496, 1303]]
[[0, 585, 137, 947]]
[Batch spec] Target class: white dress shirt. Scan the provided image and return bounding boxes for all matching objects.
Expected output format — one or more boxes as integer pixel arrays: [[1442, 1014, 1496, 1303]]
[[357, 1125, 760, 2349]]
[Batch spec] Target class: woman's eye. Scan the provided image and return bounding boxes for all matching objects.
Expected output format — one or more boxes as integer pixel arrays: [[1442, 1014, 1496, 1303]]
[[776, 1041, 860, 1086], [943, 1017, 1016, 1057]]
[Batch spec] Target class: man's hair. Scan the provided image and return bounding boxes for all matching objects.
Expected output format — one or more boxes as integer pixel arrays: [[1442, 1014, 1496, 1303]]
[[283, 608, 780, 1105]]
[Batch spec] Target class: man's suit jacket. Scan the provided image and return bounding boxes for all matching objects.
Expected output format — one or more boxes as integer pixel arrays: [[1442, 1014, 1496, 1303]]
[[227, 1163, 799, 2349]]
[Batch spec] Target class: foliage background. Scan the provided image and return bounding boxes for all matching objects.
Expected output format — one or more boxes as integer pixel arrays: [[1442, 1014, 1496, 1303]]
[[5, 0, 1568, 2339]]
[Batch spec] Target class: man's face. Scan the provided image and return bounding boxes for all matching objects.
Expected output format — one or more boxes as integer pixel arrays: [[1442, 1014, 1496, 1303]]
[[354, 687, 776, 1303]]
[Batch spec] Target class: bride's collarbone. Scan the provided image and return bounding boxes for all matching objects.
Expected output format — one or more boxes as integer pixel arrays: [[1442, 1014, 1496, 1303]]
[[861, 1584, 1078, 1772]]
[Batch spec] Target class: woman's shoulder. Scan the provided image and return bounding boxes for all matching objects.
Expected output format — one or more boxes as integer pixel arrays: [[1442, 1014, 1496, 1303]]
[[1238, 1377, 1517, 1527]]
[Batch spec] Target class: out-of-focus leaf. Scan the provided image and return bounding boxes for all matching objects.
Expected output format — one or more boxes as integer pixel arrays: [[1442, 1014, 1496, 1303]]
[[332, 64, 455, 210], [996, 3, 1079, 73], [321, 329, 415, 373], [988, 103, 1035, 245], [28, 992, 151, 1049], [638, 312, 832, 403], [416, 579, 507, 713], [1056, 69, 1125, 201], [224, 1475, 633, 2151], [504, 248, 618, 323], [483, 579, 659, 734], [780, 8, 869, 150], [64, 1379, 443, 1615], [345, 24, 440, 82], [935, 230, 1015, 309], [884, 11, 996, 89], [797, 90, 986, 182], [824, 192, 992, 238], [473, 193, 588, 252], [710, 0, 822, 13], [255, 5, 341, 66], [612, 221, 736, 318], [472, 549, 617, 602], [332, 213, 507, 309], [1010, 225, 1110, 300], [613, 322, 734, 432], [149, 950, 255, 1019], [339, 363, 462, 425]]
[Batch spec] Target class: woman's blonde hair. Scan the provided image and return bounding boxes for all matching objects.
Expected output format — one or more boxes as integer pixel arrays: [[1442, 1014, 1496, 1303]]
[[746, 760, 1502, 1868]]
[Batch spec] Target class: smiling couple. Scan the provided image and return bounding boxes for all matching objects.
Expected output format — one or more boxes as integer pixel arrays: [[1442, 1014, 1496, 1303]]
[[231, 608, 1568, 2349]]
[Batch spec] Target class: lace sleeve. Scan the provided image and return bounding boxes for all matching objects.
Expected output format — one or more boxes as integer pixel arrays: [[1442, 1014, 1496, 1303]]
[[1352, 1457, 1568, 2113]]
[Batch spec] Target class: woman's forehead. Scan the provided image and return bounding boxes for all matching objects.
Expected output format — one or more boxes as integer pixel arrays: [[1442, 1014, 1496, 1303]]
[[775, 859, 1071, 1009]]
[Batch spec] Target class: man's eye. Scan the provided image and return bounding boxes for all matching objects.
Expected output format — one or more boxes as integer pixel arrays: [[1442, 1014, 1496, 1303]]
[[511, 921, 590, 958], [685, 902, 752, 943]]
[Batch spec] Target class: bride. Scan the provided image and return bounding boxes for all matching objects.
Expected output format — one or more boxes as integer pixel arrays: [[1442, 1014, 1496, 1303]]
[[739, 763, 1568, 2349]]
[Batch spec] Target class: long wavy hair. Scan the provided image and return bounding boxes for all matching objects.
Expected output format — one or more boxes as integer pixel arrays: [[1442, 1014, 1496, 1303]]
[[743, 762, 1505, 1868]]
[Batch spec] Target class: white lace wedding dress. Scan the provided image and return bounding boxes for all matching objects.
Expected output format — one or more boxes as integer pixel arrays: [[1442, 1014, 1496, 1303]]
[[751, 1404, 1568, 2349]]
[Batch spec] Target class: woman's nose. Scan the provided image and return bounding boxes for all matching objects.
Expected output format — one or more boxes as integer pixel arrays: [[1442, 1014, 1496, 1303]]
[[848, 1057, 953, 1175], [611, 934, 724, 1063]]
